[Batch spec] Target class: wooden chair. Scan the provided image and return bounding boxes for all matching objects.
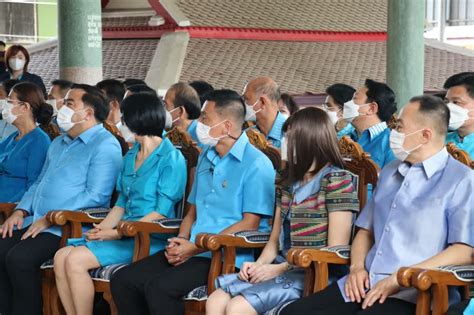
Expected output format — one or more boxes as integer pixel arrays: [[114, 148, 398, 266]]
[[103, 121, 129, 156], [286, 136, 379, 297], [0, 203, 17, 224], [43, 127, 200, 315], [396, 144, 474, 315], [246, 128, 281, 170], [387, 113, 398, 130]]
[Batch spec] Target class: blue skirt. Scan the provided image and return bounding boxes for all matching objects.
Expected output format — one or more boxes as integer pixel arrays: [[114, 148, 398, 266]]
[[67, 237, 166, 266], [215, 268, 305, 314]]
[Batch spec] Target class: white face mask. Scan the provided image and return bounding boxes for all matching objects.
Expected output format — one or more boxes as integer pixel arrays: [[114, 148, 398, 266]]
[[0, 99, 6, 112], [9, 58, 25, 71], [168, 107, 181, 125], [389, 129, 423, 161], [447, 102, 472, 130], [325, 109, 340, 126], [245, 99, 261, 122], [46, 99, 58, 115], [1, 101, 19, 124], [342, 100, 369, 122], [57, 106, 86, 132], [196, 120, 226, 147], [165, 110, 173, 129], [118, 122, 135, 143]]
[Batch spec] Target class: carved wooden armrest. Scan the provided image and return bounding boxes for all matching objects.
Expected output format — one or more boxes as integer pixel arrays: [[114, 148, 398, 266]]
[[116, 218, 182, 261], [287, 246, 351, 295], [0, 203, 18, 221], [196, 231, 271, 251], [117, 218, 182, 237]]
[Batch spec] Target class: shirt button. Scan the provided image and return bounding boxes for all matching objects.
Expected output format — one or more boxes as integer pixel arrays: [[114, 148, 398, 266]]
[[377, 251, 382, 255], [392, 204, 397, 209], [384, 227, 389, 232], [205, 205, 209, 209], [404, 182, 409, 187], [370, 274, 374, 278]]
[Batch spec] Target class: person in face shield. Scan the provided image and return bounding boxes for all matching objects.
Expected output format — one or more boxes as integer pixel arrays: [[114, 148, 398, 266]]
[[0, 45, 46, 97], [242, 77, 286, 149], [0, 79, 19, 141], [444, 72, 474, 158]]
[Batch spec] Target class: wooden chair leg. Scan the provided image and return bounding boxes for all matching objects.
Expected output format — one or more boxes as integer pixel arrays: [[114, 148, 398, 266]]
[[42, 275, 53, 315], [103, 288, 118, 315]]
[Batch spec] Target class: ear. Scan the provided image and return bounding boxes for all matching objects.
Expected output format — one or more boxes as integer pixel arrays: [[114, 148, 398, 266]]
[[179, 106, 187, 118], [421, 128, 433, 144], [223, 120, 233, 135], [258, 95, 269, 110], [21, 102, 31, 112], [369, 101, 379, 115]]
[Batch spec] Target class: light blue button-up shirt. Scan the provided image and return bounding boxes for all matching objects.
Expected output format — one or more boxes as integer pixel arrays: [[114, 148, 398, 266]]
[[337, 123, 355, 139], [187, 119, 199, 144], [337, 147, 474, 304], [0, 127, 51, 202], [446, 131, 474, 159], [17, 124, 123, 236], [351, 121, 396, 169], [188, 132, 276, 269], [115, 137, 186, 221], [258, 111, 286, 149]]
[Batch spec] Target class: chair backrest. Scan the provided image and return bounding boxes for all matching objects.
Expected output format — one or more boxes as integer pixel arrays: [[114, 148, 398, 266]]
[[103, 121, 129, 156], [245, 128, 281, 170], [447, 142, 474, 169], [338, 136, 379, 210], [387, 113, 398, 130], [166, 127, 201, 218], [40, 123, 61, 140]]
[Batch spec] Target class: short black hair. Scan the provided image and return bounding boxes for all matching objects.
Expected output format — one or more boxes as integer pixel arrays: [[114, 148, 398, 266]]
[[206, 89, 246, 126], [280, 93, 299, 115], [365, 79, 397, 122], [189, 80, 214, 106], [445, 75, 474, 99], [126, 84, 157, 97], [51, 79, 73, 92], [410, 95, 450, 136], [168, 83, 201, 120], [1, 79, 20, 95], [121, 93, 165, 137], [96, 79, 126, 103], [0, 41, 5, 47], [325, 83, 356, 109], [443, 72, 474, 90], [123, 78, 146, 89], [71, 84, 109, 122]]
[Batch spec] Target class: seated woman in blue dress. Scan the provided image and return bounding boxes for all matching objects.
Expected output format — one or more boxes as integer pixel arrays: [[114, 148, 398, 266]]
[[206, 107, 360, 315], [0, 82, 53, 202], [53, 93, 187, 315]]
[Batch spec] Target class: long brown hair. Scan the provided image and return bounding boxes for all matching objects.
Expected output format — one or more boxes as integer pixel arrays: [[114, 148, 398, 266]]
[[12, 82, 58, 139], [282, 107, 344, 184]]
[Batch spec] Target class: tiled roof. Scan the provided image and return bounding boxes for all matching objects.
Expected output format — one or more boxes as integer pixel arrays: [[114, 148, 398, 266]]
[[29, 39, 159, 88], [102, 16, 151, 28], [179, 38, 474, 94], [175, 0, 387, 32]]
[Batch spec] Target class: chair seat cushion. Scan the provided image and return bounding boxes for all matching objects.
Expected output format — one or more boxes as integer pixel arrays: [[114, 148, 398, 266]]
[[183, 285, 208, 301], [264, 300, 295, 315], [80, 207, 110, 219], [320, 245, 351, 259], [90, 263, 128, 282], [438, 265, 474, 282], [154, 218, 183, 229], [233, 230, 271, 243], [40, 258, 54, 270]]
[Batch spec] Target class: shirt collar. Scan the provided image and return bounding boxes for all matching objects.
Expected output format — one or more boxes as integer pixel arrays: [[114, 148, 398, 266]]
[[62, 124, 102, 144], [187, 119, 197, 132], [293, 164, 334, 204], [267, 112, 287, 142], [205, 131, 249, 164], [451, 130, 474, 143], [367, 121, 387, 140], [397, 147, 449, 179]]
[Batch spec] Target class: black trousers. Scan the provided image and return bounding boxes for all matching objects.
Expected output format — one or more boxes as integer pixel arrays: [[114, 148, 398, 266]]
[[0, 228, 60, 315], [447, 300, 470, 315], [110, 250, 211, 315], [281, 282, 416, 315]]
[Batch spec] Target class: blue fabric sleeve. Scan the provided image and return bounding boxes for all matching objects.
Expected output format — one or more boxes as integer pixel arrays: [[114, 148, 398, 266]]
[[242, 155, 275, 217]]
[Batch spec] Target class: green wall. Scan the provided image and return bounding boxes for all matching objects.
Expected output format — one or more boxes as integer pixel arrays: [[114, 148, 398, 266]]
[[38, 0, 57, 41]]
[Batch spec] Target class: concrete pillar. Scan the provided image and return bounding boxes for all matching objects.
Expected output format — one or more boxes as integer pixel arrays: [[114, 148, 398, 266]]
[[58, 0, 102, 84], [387, 0, 425, 110]]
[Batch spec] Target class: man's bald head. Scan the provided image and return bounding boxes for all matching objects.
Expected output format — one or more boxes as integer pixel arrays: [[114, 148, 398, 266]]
[[245, 76, 281, 103]]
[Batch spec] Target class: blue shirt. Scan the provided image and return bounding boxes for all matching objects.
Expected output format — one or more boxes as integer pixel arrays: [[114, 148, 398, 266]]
[[446, 131, 474, 159], [258, 112, 286, 149], [0, 120, 17, 141], [0, 127, 51, 202], [337, 148, 474, 304], [116, 138, 187, 222], [337, 123, 355, 139], [188, 132, 276, 268], [351, 122, 395, 169], [187, 120, 199, 145], [17, 124, 123, 236]]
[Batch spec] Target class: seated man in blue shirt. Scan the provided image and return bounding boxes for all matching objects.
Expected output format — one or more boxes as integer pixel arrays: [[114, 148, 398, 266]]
[[110, 89, 276, 315], [242, 76, 286, 148], [343, 79, 397, 169], [281, 95, 474, 315], [444, 72, 474, 158], [164, 82, 202, 144], [0, 84, 122, 315]]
